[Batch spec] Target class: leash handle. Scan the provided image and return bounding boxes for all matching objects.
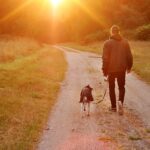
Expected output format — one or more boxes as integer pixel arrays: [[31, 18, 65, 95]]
[[104, 76, 108, 82]]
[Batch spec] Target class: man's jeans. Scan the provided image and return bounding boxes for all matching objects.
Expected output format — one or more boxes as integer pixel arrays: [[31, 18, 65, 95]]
[[108, 72, 125, 108]]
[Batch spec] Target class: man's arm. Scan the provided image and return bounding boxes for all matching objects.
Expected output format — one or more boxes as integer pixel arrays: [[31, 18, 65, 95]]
[[102, 42, 110, 76], [126, 42, 133, 73]]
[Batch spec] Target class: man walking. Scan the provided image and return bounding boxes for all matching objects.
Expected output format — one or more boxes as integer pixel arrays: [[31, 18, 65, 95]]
[[102, 25, 133, 115]]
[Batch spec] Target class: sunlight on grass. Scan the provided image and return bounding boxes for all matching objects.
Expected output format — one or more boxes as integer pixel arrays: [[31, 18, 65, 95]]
[[0, 37, 39, 63], [130, 41, 150, 83], [0, 38, 67, 149]]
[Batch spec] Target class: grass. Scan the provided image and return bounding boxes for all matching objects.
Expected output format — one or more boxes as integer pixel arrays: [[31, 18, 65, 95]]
[[128, 135, 142, 141], [146, 128, 150, 133], [0, 38, 67, 150], [0, 37, 39, 63], [130, 41, 150, 83], [63, 41, 150, 83]]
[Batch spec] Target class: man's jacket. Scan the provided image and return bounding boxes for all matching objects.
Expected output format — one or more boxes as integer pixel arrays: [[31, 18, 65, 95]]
[[102, 34, 133, 76]]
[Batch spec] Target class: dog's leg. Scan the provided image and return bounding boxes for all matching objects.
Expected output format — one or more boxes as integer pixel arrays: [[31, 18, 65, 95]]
[[80, 103, 83, 112], [87, 103, 90, 116], [83, 103, 86, 111], [81, 103, 84, 118], [83, 97, 86, 112]]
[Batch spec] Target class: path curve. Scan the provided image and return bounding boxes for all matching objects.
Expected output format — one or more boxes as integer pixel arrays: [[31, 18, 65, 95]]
[[37, 46, 150, 150]]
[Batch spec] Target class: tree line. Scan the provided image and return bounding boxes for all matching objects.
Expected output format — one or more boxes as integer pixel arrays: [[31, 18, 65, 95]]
[[0, 0, 149, 42]]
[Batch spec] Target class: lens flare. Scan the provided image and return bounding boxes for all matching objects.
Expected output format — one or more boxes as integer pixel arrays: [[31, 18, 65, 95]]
[[51, 0, 61, 7]]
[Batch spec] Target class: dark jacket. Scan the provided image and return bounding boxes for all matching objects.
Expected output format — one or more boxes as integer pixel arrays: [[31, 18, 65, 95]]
[[102, 34, 133, 76]]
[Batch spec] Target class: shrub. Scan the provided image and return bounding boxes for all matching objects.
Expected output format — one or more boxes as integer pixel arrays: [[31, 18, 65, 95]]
[[84, 30, 109, 43], [117, 6, 146, 29], [135, 24, 150, 40], [122, 30, 136, 40]]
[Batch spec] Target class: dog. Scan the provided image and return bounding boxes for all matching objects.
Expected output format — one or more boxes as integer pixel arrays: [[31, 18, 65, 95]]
[[79, 85, 94, 117]]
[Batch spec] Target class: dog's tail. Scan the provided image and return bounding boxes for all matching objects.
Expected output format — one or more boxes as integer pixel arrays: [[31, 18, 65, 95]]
[[83, 96, 88, 103]]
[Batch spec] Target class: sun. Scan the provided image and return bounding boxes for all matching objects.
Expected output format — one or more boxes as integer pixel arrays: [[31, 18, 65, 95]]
[[51, 0, 61, 7]]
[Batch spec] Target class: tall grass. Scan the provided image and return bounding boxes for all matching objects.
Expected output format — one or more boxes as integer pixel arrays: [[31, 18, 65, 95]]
[[63, 41, 150, 83], [130, 41, 150, 83], [0, 38, 67, 150], [0, 37, 39, 63]]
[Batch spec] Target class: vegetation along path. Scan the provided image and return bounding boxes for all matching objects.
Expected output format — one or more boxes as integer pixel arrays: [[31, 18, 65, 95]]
[[37, 46, 150, 150]]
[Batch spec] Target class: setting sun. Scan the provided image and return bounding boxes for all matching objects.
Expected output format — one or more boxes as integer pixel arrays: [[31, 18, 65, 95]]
[[51, 0, 62, 7]]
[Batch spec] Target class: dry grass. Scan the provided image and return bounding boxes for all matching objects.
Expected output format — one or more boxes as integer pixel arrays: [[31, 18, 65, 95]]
[[130, 41, 150, 83], [0, 37, 39, 63], [0, 38, 67, 150], [63, 41, 150, 83]]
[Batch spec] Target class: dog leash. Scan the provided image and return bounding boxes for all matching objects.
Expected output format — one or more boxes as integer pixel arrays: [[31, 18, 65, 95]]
[[94, 77, 108, 104], [95, 88, 107, 104]]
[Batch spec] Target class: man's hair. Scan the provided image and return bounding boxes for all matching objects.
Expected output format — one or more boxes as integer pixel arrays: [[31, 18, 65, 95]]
[[110, 25, 120, 35]]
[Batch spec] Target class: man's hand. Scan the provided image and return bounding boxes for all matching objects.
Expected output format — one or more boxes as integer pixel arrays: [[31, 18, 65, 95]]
[[102, 68, 108, 77], [104, 76, 108, 82], [127, 69, 131, 74]]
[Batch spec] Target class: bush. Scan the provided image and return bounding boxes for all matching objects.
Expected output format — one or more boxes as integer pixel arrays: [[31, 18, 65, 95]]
[[135, 24, 150, 40], [83, 30, 109, 43], [122, 30, 136, 40], [117, 6, 146, 29]]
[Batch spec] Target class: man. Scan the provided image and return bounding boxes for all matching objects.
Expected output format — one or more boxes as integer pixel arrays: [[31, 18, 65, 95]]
[[102, 25, 133, 115]]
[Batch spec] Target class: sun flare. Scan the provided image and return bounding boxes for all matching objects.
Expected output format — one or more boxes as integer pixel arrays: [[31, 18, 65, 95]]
[[51, 0, 61, 7]]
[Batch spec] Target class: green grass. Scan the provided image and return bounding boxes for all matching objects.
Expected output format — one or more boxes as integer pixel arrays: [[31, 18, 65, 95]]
[[0, 38, 67, 150], [63, 41, 150, 83]]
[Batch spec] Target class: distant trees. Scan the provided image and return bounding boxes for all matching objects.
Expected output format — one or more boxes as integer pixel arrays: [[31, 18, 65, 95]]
[[0, 0, 149, 42]]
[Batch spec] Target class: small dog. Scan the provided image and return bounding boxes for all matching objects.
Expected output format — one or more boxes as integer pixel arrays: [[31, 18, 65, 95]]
[[79, 85, 94, 117]]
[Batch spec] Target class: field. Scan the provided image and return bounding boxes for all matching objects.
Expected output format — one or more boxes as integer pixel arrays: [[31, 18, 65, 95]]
[[0, 37, 67, 150], [63, 41, 150, 83]]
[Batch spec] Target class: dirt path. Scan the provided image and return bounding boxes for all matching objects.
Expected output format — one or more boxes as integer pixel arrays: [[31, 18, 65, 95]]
[[37, 46, 150, 150]]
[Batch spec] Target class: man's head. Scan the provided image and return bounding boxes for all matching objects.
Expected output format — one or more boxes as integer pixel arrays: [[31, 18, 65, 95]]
[[110, 25, 120, 36]]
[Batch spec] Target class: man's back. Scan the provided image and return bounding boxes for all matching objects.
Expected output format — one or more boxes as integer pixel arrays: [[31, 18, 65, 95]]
[[102, 35, 133, 74]]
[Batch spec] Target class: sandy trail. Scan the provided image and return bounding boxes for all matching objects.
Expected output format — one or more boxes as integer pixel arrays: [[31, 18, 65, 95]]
[[126, 74, 150, 125], [37, 46, 150, 150]]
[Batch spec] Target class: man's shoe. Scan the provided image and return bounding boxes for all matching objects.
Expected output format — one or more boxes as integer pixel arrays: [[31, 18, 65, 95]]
[[118, 101, 124, 115], [109, 107, 117, 112]]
